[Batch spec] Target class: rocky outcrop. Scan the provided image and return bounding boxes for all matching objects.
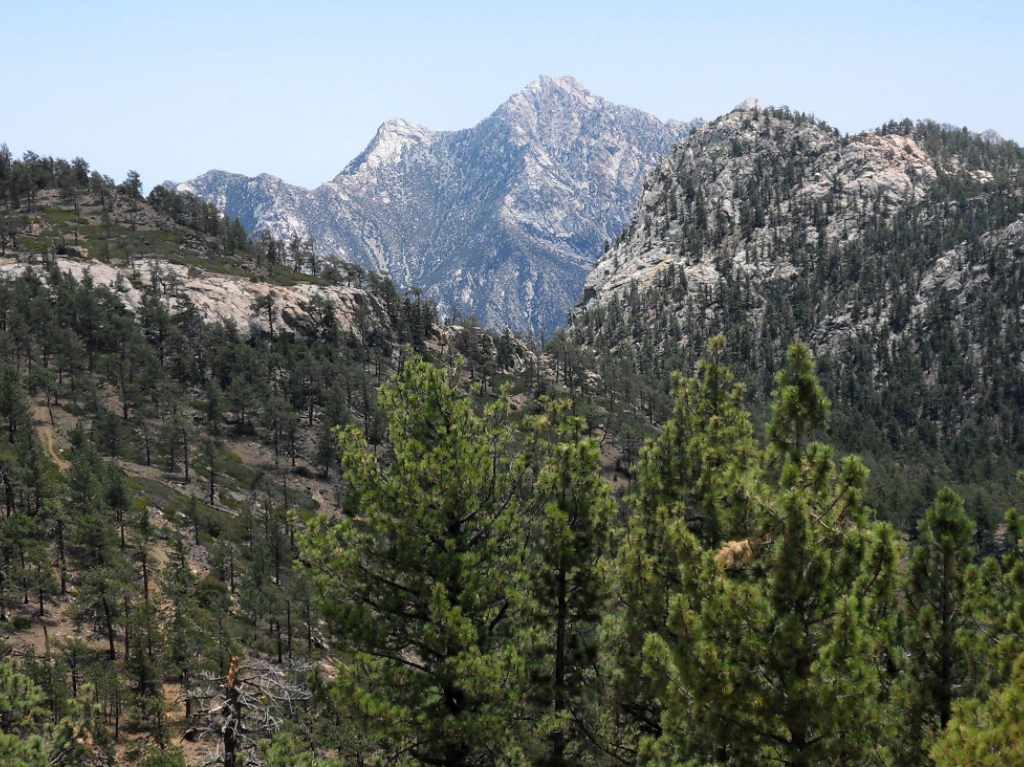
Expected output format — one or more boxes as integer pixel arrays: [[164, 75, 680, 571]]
[[585, 105, 932, 308], [177, 76, 700, 336], [0, 254, 540, 377], [0, 257, 387, 338], [570, 102, 1024, 456], [578, 102, 1024, 353]]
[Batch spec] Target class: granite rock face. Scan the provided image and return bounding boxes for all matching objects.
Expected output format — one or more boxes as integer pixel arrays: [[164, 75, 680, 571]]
[[177, 76, 699, 336], [0, 257, 387, 339], [568, 102, 1024, 473], [578, 102, 1024, 355]]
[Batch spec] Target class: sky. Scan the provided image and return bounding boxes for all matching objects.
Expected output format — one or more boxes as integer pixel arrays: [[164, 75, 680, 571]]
[[3, 0, 1021, 190]]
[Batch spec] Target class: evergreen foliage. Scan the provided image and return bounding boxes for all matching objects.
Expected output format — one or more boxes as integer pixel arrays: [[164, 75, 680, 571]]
[[0, 142, 1020, 766]]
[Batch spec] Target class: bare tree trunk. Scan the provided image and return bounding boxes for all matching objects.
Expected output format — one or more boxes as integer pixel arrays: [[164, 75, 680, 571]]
[[223, 657, 241, 767]]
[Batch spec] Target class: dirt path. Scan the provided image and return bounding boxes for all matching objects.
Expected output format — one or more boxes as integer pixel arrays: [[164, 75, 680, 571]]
[[33, 402, 71, 471], [24, 399, 206, 761]]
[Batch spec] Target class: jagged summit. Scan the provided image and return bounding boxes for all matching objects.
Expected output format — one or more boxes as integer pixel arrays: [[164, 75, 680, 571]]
[[581, 105, 949, 308], [494, 74, 605, 127], [178, 77, 699, 335], [531, 74, 590, 95], [339, 118, 436, 177]]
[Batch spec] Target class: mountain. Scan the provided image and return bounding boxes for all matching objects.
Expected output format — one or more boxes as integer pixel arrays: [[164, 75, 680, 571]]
[[6, 111, 1024, 767], [572, 101, 1024, 513], [176, 76, 700, 336]]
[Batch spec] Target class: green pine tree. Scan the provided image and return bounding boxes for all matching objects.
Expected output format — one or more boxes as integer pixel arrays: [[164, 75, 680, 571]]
[[601, 337, 760, 761], [963, 489, 1024, 693], [522, 399, 614, 765], [930, 652, 1024, 767], [301, 358, 528, 766], [899, 487, 976, 764], [645, 343, 898, 766]]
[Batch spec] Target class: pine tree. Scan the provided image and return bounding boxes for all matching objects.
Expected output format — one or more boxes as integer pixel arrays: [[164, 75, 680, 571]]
[[963, 484, 1024, 693], [160, 533, 211, 727], [767, 342, 831, 462], [601, 337, 759, 760], [66, 432, 131, 660], [0, 659, 106, 765], [899, 487, 976, 764], [930, 652, 1024, 767], [301, 359, 528, 766], [645, 343, 898, 766], [522, 399, 614, 765]]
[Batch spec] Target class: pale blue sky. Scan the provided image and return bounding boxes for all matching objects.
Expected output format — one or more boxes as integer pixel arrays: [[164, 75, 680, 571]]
[[4, 1, 1021, 189]]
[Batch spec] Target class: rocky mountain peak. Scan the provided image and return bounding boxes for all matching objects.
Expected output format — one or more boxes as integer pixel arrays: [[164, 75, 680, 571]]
[[581, 106, 954, 306], [493, 74, 604, 130], [537, 74, 588, 93], [338, 118, 436, 177], [178, 77, 700, 335]]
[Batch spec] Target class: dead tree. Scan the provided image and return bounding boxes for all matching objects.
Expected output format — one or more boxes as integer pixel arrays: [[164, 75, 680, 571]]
[[191, 655, 312, 767]]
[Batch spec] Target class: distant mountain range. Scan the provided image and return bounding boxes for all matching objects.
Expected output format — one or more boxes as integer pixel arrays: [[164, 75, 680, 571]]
[[174, 76, 700, 336]]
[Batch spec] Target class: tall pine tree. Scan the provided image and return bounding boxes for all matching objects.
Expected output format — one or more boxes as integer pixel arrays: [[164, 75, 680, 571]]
[[301, 359, 528, 766]]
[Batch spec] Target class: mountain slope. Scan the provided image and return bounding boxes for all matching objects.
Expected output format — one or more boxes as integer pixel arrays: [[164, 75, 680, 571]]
[[177, 76, 700, 336], [572, 102, 1024, 514]]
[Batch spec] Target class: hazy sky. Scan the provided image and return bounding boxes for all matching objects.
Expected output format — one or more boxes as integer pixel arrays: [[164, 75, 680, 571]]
[[4, 0, 1021, 189]]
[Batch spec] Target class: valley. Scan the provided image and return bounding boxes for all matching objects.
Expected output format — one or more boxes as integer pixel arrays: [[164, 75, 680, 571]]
[[0, 83, 1022, 767]]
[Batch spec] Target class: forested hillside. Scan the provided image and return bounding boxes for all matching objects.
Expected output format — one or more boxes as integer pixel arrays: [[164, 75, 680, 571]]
[[0, 135, 1022, 767], [0, 146, 529, 765], [572, 104, 1024, 528]]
